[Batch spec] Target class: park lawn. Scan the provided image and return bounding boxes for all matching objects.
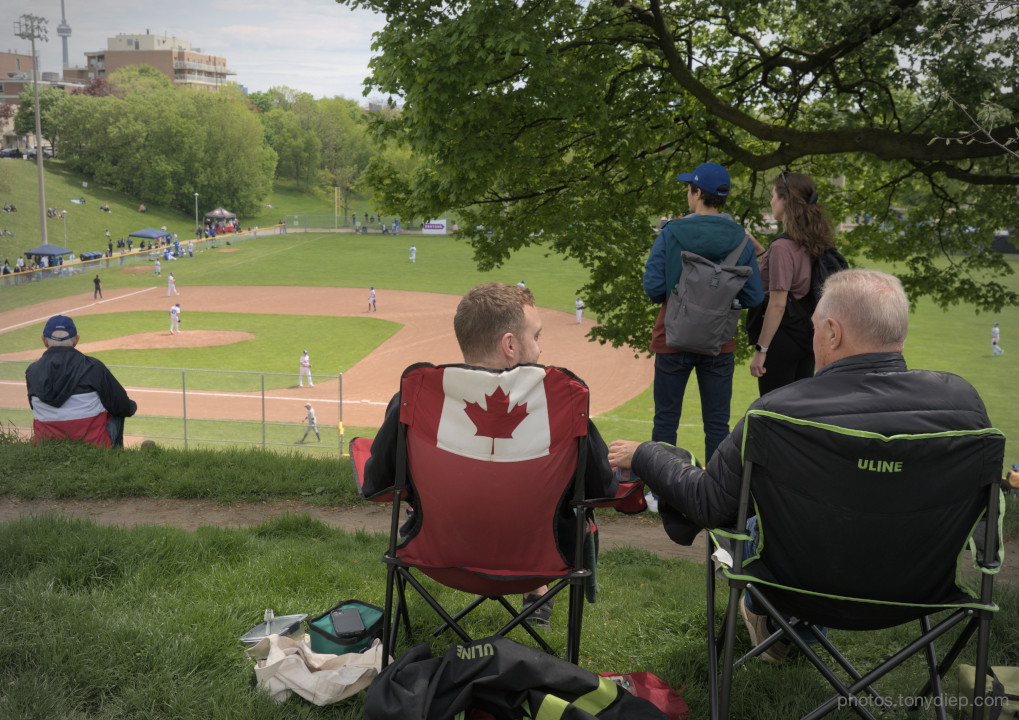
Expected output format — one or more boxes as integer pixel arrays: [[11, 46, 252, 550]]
[[1, 508, 1017, 720], [0, 160, 377, 269], [0, 159, 194, 264]]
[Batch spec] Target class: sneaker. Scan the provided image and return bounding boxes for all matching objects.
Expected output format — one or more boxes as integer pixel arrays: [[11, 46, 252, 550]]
[[644, 491, 659, 513], [740, 595, 790, 662], [523, 593, 554, 629]]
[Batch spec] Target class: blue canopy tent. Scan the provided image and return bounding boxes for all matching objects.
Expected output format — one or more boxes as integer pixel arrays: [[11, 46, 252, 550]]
[[128, 228, 172, 243], [24, 243, 72, 257]]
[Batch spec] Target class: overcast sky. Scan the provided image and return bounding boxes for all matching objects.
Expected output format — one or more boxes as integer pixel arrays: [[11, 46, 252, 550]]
[[4, 0, 387, 101]]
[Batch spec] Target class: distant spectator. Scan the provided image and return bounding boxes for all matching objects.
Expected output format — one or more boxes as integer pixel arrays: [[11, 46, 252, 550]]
[[25, 315, 137, 448]]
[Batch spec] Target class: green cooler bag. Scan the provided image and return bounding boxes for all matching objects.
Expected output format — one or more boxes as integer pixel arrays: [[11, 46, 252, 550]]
[[308, 599, 384, 655], [958, 664, 1019, 719]]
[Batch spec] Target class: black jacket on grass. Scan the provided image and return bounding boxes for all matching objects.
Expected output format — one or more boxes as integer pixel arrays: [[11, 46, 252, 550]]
[[363, 636, 669, 719]]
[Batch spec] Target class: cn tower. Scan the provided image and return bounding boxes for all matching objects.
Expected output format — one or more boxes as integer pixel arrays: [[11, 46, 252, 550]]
[[56, 0, 72, 68]]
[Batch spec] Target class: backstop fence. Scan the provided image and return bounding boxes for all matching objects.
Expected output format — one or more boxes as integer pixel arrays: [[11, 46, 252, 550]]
[[0, 362, 346, 457]]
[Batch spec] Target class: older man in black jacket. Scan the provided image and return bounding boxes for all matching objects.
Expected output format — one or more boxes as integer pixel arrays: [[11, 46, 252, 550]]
[[608, 269, 993, 658]]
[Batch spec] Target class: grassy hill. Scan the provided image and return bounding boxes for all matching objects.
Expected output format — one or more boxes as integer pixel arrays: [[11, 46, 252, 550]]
[[0, 160, 379, 265]]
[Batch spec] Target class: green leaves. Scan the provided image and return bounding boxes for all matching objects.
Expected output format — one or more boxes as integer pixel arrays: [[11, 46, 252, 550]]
[[338, 0, 1019, 351], [51, 80, 275, 216]]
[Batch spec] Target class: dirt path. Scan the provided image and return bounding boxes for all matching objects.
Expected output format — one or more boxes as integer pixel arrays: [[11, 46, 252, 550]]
[[1, 496, 1016, 584], [0, 286, 653, 428]]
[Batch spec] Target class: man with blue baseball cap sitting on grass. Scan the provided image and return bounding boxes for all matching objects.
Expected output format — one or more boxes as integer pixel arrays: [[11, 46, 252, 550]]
[[25, 314, 137, 448]]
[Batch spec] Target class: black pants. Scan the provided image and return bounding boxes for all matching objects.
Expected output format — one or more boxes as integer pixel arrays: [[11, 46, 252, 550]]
[[758, 323, 814, 395], [750, 294, 815, 396]]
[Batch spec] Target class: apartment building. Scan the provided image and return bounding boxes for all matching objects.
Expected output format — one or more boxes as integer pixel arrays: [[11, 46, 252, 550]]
[[84, 32, 234, 89]]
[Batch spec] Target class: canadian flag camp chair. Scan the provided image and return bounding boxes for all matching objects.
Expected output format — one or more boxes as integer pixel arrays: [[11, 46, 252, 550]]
[[706, 410, 1005, 720], [352, 362, 623, 667]]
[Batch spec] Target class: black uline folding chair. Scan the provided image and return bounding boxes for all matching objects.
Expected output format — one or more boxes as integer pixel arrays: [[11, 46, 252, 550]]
[[707, 410, 1005, 720]]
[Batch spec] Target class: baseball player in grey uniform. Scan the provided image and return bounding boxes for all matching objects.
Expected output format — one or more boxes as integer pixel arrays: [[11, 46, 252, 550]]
[[299, 403, 320, 443]]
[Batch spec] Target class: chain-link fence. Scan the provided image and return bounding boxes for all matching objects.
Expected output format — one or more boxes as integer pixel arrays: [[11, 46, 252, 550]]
[[285, 214, 416, 234], [0, 361, 345, 455], [0, 224, 285, 289]]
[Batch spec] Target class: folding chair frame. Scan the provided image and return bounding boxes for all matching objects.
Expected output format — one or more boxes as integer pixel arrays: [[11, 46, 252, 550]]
[[381, 416, 593, 667], [706, 415, 1003, 720]]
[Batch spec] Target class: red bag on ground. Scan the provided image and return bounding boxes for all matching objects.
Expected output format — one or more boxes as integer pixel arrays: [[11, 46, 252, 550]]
[[598, 672, 689, 719]]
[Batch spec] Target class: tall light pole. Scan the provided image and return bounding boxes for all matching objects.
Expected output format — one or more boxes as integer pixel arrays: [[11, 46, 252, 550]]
[[14, 14, 49, 246], [194, 193, 199, 230]]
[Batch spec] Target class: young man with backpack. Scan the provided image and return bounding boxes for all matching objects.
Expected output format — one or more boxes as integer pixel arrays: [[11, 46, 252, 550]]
[[643, 162, 764, 465]]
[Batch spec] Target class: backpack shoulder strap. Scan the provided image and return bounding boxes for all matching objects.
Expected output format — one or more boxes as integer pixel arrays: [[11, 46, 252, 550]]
[[723, 236, 750, 266]]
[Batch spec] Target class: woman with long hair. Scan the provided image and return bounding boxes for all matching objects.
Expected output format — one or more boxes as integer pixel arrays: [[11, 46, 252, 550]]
[[748, 172, 835, 395]]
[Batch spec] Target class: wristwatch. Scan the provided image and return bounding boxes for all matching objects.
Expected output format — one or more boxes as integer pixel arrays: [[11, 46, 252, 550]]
[[755, 344, 769, 353]]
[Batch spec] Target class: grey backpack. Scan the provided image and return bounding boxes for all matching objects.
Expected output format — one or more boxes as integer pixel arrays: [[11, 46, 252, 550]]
[[664, 236, 752, 356]]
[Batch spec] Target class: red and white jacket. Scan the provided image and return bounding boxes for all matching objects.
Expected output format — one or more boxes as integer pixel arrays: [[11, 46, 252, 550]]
[[25, 346, 137, 447]]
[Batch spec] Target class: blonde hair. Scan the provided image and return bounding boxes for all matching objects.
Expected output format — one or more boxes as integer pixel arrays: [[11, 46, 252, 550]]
[[454, 283, 535, 363], [816, 269, 908, 347]]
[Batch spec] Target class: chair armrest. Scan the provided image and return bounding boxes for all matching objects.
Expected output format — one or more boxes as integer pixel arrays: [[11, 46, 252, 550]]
[[583, 480, 647, 513]]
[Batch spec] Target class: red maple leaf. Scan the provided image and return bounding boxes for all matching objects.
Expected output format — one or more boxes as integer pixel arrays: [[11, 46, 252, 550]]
[[464, 387, 529, 442]]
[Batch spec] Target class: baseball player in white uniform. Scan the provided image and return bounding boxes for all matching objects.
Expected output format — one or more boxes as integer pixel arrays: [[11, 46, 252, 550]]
[[299, 350, 313, 387], [575, 297, 584, 324], [168, 272, 179, 296], [368, 287, 376, 312], [154, 259, 161, 276], [992, 322, 1004, 356], [169, 303, 181, 334], [409, 245, 416, 263], [299, 403, 321, 443]]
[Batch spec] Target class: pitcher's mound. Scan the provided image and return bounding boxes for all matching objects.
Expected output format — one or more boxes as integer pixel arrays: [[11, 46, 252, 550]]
[[78, 330, 255, 352]]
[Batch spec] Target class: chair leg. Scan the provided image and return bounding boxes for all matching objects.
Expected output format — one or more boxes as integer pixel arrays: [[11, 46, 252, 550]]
[[399, 570, 474, 643], [706, 543, 721, 720], [917, 614, 977, 697], [717, 581, 744, 720], [918, 616, 948, 720], [971, 607, 993, 720], [396, 574, 412, 637], [493, 591, 557, 655], [433, 594, 488, 637], [806, 608, 972, 720], [382, 557, 398, 669], [567, 576, 585, 665]]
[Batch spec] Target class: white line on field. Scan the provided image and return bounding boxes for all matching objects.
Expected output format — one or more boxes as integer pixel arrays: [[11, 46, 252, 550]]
[[0, 286, 158, 334]]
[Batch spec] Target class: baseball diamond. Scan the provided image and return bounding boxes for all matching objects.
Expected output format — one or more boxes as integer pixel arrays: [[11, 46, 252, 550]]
[[0, 285, 653, 441]]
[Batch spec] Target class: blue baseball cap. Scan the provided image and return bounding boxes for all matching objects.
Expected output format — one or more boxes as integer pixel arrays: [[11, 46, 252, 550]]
[[43, 315, 77, 341], [678, 162, 731, 197], [1013, 463, 1018, 472]]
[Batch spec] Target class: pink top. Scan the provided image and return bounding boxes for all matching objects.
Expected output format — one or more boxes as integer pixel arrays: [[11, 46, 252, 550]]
[[760, 235, 811, 300]]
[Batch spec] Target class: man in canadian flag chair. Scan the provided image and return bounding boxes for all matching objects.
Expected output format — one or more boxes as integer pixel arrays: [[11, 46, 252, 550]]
[[359, 282, 626, 665]]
